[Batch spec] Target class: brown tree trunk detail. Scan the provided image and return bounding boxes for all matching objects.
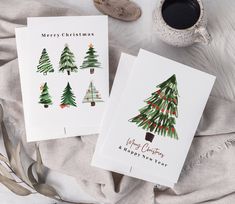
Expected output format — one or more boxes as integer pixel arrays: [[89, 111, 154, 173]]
[[145, 132, 155, 143], [90, 68, 94, 74]]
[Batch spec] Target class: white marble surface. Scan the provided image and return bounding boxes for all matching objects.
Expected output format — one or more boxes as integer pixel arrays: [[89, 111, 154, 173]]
[[1, 0, 235, 203]]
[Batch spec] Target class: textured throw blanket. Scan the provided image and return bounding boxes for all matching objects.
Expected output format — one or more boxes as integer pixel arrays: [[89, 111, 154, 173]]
[[1, 0, 235, 203]]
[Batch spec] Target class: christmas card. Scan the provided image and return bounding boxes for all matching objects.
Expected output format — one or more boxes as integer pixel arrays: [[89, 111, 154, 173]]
[[15, 16, 109, 142], [92, 53, 174, 187], [92, 49, 215, 186]]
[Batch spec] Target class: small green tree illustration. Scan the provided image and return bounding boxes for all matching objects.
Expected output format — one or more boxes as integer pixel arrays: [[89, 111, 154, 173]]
[[37, 48, 54, 75], [82, 81, 103, 106], [39, 82, 53, 108], [80, 43, 101, 74], [60, 82, 77, 108], [129, 74, 179, 142], [59, 44, 78, 75]]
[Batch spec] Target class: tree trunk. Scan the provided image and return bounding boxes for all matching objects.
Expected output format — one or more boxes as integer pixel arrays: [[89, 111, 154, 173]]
[[91, 101, 96, 106], [44, 104, 48, 108], [145, 132, 155, 142], [90, 68, 94, 74], [67, 70, 70, 75]]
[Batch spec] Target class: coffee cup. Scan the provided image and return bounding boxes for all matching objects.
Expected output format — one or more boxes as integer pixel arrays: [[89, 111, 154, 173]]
[[153, 0, 211, 47]]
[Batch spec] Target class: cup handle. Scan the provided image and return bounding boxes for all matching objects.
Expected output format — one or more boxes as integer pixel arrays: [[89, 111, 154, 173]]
[[194, 26, 211, 45]]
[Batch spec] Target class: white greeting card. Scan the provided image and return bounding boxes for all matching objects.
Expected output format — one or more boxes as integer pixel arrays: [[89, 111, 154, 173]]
[[92, 53, 174, 187], [15, 16, 108, 142], [93, 49, 215, 186]]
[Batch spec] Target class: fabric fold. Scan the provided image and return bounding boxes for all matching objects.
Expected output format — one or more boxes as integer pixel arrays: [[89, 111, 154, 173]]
[[197, 95, 235, 135]]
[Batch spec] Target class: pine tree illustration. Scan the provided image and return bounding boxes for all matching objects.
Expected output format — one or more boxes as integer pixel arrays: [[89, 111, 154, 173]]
[[80, 43, 101, 74], [129, 74, 179, 142], [37, 48, 54, 75], [82, 81, 103, 106], [59, 44, 78, 75], [38, 82, 53, 108], [60, 82, 77, 108]]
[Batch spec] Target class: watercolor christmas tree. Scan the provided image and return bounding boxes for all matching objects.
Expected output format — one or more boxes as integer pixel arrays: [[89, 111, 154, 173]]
[[129, 74, 179, 142], [38, 82, 53, 108], [59, 44, 78, 75], [80, 43, 101, 74], [82, 81, 103, 106], [37, 48, 54, 75], [60, 82, 77, 108]]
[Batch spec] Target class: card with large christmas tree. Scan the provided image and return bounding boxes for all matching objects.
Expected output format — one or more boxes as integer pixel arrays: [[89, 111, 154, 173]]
[[94, 50, 215, 187], [92, 53, 175, 187], [15, 16, 109, 142]]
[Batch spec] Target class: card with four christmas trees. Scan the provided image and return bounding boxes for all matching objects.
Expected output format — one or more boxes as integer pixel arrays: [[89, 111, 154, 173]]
[[92, 50, 215, 187], [15, 16, 109, 142]]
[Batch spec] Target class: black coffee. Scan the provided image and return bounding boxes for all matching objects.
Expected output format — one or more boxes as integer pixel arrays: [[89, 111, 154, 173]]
[[162, 0, 201, 29]]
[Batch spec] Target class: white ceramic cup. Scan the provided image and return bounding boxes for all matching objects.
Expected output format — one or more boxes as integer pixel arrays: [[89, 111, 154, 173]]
[[153, 0, 211, 47]]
